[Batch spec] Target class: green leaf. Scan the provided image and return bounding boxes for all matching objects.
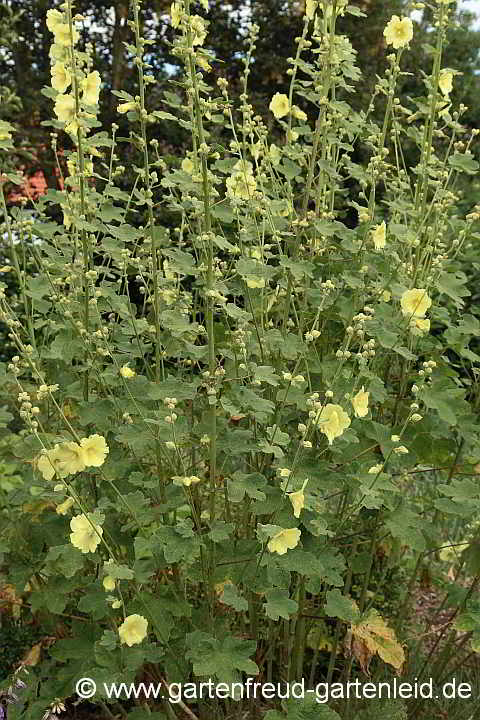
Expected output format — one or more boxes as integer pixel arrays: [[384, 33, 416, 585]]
[[325, 589, 359, 623], [264, 588, 298, 620], [186, 632, 259, 682], [220, 582, 249, 612]]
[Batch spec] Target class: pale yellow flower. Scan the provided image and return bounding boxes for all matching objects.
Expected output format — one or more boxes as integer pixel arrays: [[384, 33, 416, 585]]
[[65, 118, 79, 137], [269, 143, 281, 165], [103, 575, 116, 591], [245, 276, 265, 289], [61, 205, 72, 230], [171, 2, 182, 27], [82, 71, 101, 106], [51, 62, 71, 94], [382, 290, 391, 302], [181, 157, 194, 173], [53, 22, 78, 48], [305, 0, 317, 20], [400, 288, 432, 318], [117, 101, 136, 114], [267, 528, 301, 555], [319, 404, 351, 445], [269, 93, 290, 120], [49, 43, 67, 62], [46, 9, 64, 34], [79, 434, 109, 467], [54, 441, 86, 475], [352, 386, 369, 418], [439, 70, 454, 97], [226, 171, 256, 200], [119, 614, 148, 646], [410, 317, 430, 335], [54, 93, 76, 123], [288, 480, 308, 519], [173, 475, 202, 487], [372, 221, 386, 250], [56, 497, 75, 515], [36, 449, 58, 481], [120, 364, 136, 379], [70, 513, 103, 553], [190, 15, 207, 46], [292, 105, 307, 122], [383, 16, 413, 49]]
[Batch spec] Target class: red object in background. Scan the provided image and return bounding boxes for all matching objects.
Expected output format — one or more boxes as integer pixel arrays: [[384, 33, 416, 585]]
[[4, 147, 65, 205]]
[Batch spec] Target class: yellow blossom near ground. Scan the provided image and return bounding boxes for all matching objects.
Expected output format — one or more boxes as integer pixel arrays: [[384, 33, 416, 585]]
[[352, 387, 369, 418], [119, 614, 148, 646], [400, 288, 432, 318], [79, 434, 109, 467], [172, 475, 202, 487], [269, 93, 290, 120], [245, 276, 265, 289], [82, 71, 101, 106], [383, 16, 413, 49], [54, 93, 76, 123], [269, 144, 281, 165], [372, 221, 386, 250], [51, 62, 71, 94], [120, 364, 136, 378], [70, 513, 103, 553], [410, 317, 430, 335], [267, 528, 301, 555], [318, 404, 351, 445], [439, 69, 454, 96]]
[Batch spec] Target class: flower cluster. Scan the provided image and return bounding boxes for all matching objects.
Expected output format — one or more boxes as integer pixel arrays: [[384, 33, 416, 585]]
[[36, 434, 109, 481], [46, 7, 101, 139]]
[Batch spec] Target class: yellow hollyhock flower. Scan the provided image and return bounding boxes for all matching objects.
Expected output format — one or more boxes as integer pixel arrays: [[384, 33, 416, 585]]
[[190, 15, 207, 46], [171, 2, 182, 27], [439, 69, 454, 97], [54, 93, 76, 123], [372, 221, 386, 250], [51, 62, 71, 94], [410, 317, 430, 335], [82, 71, 101, 106], [50, 43, 67, 62], [79, 434, 109, 467], [305, 0, 317, 20], [120, 364, 136, 378], [400, 288, 432, 318], [269, 144, 281, 165], [117, 101, 136, 114], [181, 157, 194, 173], [46, 9, 64, 35], [269, 93, 290, 120], [226, 172, 257, 200], [54, 441, 86, 475], [103, 575, 116, 591], [56, 497, 75, 515], [383, 16, 413, 49], [36, 449, 59, 481], [54, 23, 79, 48], [267, 528, 301, 555], [245, 276, 265, 289], [382, 290, 391, 302], [352, 386, 369, 418], [288, 480, 308, 519], [70, 513, 103, 553], [173, 475, 202, 487], [292, 105, 307, 122], [319, 404, 351, 445], [119, 614, 148, 646]]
